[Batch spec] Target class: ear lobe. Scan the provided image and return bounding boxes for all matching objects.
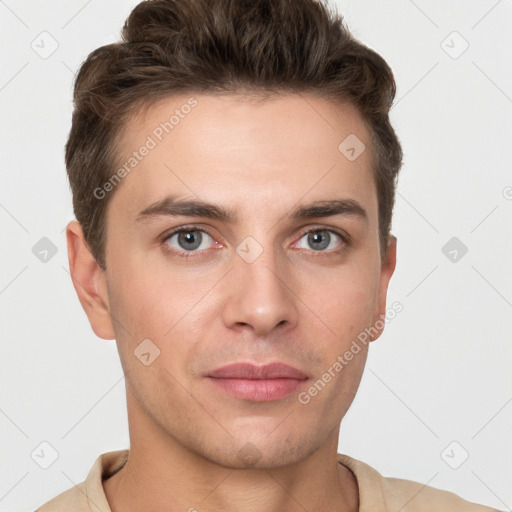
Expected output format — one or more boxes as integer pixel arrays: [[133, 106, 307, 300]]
[[66, 220, 115, 340], [369, 234, 397, 342]]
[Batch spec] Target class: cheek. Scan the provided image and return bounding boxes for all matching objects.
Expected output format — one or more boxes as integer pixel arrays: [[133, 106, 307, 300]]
[[106, 259, 216, 378], [107, 267, 178, 342], [297, 265, 378, 343]]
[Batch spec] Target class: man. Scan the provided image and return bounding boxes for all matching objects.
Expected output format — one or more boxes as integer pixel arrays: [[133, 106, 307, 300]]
[[36, 0, 500, 510]]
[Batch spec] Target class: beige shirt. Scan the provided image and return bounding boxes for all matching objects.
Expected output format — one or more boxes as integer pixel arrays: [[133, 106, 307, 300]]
[[35, 449, 500, 511]]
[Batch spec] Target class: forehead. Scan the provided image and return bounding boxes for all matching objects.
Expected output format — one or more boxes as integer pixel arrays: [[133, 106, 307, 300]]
[[110, 92, 376, 224]]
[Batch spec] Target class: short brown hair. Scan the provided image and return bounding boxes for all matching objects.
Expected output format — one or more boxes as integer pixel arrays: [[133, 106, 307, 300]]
[[66, 0, 402, 270]]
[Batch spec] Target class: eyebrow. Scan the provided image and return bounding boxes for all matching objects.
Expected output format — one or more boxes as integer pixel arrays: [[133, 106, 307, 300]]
[[135, 195, 368, 224]]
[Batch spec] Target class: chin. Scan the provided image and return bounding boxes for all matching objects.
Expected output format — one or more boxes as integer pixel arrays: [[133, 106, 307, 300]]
[[196, 430, 318, 470]]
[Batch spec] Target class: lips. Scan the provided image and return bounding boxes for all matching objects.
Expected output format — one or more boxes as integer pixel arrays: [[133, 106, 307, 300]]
[[205, 362, 309, 401], [207, 362, 309, 380]]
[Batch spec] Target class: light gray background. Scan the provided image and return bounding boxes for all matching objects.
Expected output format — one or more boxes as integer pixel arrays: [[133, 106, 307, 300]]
[[1, 0, 511, 510]]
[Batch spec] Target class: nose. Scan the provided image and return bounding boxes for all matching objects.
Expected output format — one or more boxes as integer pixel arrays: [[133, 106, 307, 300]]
[[222, 248, 299, 336]]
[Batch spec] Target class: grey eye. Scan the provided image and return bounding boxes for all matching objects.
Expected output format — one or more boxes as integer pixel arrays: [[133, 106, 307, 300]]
[[165, 229, 214, 252], [296, 230, 342, 251]]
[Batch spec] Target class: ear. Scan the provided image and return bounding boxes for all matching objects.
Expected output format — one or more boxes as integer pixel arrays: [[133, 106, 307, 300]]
[[66, 220, 115, 340], [369, 234, 397, 342]]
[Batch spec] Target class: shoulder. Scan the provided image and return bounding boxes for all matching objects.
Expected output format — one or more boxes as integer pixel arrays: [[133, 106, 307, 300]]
[[337, 453, 501, 512], [380, 475, 500, 512], [34, 450, 128, 512], [35, 483, 89, 511]]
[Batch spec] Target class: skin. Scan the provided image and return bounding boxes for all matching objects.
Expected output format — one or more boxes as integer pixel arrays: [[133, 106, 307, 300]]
[[67, 92, 396, 512]]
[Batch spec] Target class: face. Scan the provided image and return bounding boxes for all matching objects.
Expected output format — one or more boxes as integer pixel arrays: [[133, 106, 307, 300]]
[[71, 93, 396, 469]]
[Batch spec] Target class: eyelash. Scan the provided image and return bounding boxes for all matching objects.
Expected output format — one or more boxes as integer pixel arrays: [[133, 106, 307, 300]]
[[160, 225, 350, 259]]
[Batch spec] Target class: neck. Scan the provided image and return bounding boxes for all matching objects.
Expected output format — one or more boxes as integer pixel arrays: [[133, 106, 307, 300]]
[[103, 392, 359, 512]]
